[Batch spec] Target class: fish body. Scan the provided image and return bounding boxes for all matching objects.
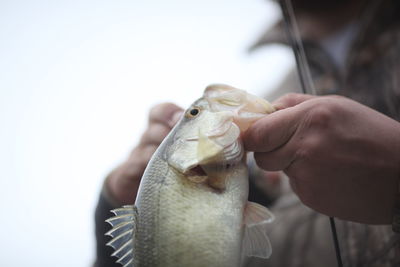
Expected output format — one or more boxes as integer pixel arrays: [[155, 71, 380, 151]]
[[107, 84, 275, 267], [134, 150, 248, 267]]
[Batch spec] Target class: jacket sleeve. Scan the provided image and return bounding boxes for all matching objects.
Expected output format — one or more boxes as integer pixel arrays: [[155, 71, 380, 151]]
[[93, 188, 121, 267]]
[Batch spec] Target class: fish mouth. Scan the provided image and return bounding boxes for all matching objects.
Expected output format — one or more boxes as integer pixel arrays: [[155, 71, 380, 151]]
[[184, 161, 240, 177], [185, 165, 208, 177], [183, 161, 242, 190]]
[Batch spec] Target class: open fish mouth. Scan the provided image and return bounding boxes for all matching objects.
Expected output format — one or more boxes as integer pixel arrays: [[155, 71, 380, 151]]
[[181, 136, 245, 178], [182, 158, 244, 190], [184, 160, 240, 177], [185, 165, 208, 177]]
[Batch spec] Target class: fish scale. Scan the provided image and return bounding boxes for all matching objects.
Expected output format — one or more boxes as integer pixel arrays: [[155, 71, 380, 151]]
[[106, 84, 276, 267], [156, 162, 247, 266]]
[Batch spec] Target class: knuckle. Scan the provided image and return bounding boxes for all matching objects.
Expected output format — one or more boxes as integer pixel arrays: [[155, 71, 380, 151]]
[[328, 94, 345, 101], [295, 136, 321, 160], [307, 101, 337, 129], [294, 147, 311, 161], [151, 123, 170, 138], [149, 102, 181, 123], [149, 102, 172, 115], [131, 145, 157, 169], [144, 144, 158, 156], [278, 93, 302, 106], [141, 123, 170, 145], [285, 92, 302, 100]]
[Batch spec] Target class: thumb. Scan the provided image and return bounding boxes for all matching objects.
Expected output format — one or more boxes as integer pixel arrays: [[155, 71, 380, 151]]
[[243, 106, 301, 153], [273, 93, 315, 110]]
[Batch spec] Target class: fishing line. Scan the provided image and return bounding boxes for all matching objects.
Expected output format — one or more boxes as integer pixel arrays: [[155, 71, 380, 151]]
[[278, 0, 316, 96], [330, 217, 343, 267], [278, 0, 343, 266]]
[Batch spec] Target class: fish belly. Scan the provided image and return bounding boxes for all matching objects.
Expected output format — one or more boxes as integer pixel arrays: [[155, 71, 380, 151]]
[[134, 156, 248, 267]]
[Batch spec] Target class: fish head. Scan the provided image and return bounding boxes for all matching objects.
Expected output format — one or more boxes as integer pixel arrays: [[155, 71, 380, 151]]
[[165, 84, 274, 190]]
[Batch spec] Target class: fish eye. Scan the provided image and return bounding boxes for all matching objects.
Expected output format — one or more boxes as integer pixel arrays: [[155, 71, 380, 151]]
[[190, 108, 199, 116], [186, 107, 200, 118]]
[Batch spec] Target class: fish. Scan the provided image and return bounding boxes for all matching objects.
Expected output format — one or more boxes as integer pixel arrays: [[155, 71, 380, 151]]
[[106, 84, 276, 267]]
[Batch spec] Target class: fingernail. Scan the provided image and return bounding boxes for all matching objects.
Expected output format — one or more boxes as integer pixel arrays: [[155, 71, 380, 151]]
[[169, 111, 183, 127]]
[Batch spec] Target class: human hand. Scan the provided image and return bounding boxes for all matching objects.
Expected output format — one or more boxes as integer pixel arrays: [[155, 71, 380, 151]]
[[106, 103, 183, 205], [243, 93, 400, 224]]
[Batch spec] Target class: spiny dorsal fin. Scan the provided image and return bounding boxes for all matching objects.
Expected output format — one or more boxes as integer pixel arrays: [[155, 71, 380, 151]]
[[242, 201, 275, 260], [105, 205, 137, 267]]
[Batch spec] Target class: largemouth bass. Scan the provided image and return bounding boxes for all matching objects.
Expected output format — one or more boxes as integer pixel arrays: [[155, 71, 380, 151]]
[[106, 84, 275, 267]]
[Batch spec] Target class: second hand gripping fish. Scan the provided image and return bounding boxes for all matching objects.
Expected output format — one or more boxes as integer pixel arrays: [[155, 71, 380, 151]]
[[106, 84, 276, 267]]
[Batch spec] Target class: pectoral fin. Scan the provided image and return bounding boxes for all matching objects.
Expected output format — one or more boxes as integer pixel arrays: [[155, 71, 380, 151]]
[[106, 205, 137, 267], [242, 201, 275, 260]]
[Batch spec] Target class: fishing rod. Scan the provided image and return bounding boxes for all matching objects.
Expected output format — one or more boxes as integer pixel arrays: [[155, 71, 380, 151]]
[[278, 0, 343, 266]]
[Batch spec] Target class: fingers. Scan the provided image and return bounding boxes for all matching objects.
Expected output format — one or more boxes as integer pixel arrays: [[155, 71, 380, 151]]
[[141, 103, 183, 146], [128, 144, 158, 174], [243, 106, 301, 153], [140, 123, 171, 146], [106, 102, 183, 205], [149, 102, 183, 127], [136, 102, 183, 167], [273, 93, 315, 110], [264, 171, 282, 184], [244, 93, 316, 171], [253, 145, 296, 171]]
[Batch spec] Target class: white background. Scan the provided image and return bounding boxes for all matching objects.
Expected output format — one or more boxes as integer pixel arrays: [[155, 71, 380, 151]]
[[0, 0, 293, 266]]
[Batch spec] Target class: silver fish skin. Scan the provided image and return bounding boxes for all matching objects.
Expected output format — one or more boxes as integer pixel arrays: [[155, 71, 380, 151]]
[[106, 84, 275, 267]]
